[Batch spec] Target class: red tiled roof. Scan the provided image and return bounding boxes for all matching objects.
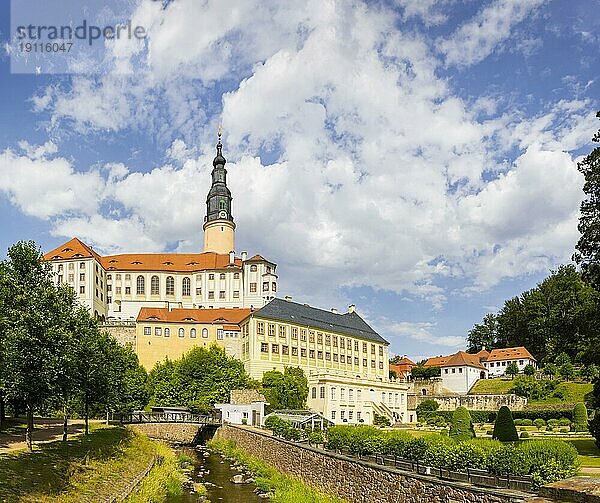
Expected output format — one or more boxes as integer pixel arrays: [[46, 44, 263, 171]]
[[137, 307, 251, 324], [475, 349, 490, 359], [424, 355, 451, 367], [425, 351, 486, 370], [44, 238, 249, 272], [44, 237, 103, 262], [100, 252, 242, 272], [247, 254, 271, 262], [223, 324, 241, 331], [485, 347, 536, 362]]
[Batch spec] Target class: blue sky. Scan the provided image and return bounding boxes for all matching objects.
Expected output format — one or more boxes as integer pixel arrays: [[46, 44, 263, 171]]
[[0, 0, 598, 361]]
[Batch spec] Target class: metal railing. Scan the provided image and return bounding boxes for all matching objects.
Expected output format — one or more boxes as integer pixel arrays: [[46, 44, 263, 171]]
[[122, 412, 221, 425], [331, 450, 533, 493]]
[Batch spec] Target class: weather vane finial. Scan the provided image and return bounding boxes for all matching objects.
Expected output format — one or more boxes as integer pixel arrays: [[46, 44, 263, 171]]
[[217, 124, 223, 142]]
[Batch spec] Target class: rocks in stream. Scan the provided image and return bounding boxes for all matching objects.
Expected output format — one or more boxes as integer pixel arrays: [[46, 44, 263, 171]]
[[230, 474, 245, 484]]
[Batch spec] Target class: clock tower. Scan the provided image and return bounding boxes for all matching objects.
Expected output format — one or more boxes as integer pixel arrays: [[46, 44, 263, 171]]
[[203, 132, 236, 254]]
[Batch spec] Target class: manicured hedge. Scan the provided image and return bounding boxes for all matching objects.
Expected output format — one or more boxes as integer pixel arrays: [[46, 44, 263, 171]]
[[513, 409, 574, 421], [325, 425, 578, 488], [429, 410, 496, 424]]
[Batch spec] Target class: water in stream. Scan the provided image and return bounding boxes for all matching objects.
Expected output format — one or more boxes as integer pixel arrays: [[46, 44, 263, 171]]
[[167, 445, 265, 503]]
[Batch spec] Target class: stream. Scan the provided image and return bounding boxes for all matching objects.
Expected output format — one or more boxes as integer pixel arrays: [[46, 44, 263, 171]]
[[167, 445, 265, 503]]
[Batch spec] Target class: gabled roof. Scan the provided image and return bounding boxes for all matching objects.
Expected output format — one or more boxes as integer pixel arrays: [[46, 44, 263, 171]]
[[137, 307, 251, 324], [424, 355, 451, 367], [486, 347, 536, 362], [100, 252, 242, 272], [475, 349, 490, 359], [44, 238, 253, 272], [246, 254, 274, 264], [424, 351, 486, 370], [251, 298, 388, 344], [392, 357, 416, 367], [44, 237, 103, 262]]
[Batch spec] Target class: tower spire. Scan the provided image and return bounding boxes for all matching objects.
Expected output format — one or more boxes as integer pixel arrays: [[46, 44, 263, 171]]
[[203, 128, 236, 254]]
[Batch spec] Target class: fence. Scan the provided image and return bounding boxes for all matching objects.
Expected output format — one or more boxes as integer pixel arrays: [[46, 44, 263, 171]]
[[122, 412, 220, 424], [332, 451, 533, 493]]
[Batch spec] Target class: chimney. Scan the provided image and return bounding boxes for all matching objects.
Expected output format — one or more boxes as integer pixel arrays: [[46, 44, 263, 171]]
[[285, 295, 293, 302], [348, 304, 356, 314], [331, 308, 338, 314], [241, 251, 248, 261], [229, 250, 235, 265]]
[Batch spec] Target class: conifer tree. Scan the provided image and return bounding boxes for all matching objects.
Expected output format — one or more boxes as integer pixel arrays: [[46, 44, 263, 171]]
[[449, 406, 475, 441], [492, 406, 519, 442]]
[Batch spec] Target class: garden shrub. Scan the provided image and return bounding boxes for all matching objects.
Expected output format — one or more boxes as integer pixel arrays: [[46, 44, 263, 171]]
[[521, 419, 533, 426], [533, 419, 546, 430], [416, 399, 440, 421], [307, 431, 324, 445], [559, 418, 571, 427], [589, 412, 600, 449], [373, 413, 391, 427], [572, 403, 588, 432], [323, 424, 579, 488], [520, 431, 530, 438], [519, 439, 579, 487], [514, 419, 524, 426], [488, 444, 528, 477], [493, 406, 519, 442], [548, 419, 560, 429], [449, 407, 475, 441]]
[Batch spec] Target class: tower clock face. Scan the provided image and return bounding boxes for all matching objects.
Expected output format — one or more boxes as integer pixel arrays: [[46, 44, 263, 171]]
[[219, 210, 227, 218]]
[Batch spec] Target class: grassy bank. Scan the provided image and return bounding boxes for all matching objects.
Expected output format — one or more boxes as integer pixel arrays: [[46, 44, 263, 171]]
[[208, 438, 346, 503], [0, 425, 183, 503], [567, 439, 600, 469], [468, 379, 593, 405], [125, 441, 189, 503]]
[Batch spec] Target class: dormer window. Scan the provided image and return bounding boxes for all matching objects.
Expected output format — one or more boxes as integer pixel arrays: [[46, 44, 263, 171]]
[[62, 247, 73, 252], [73, 253, 83, 258], [163, 261, 173, 266], [131, 260, 142, 265], [109, 259, 118, 263]]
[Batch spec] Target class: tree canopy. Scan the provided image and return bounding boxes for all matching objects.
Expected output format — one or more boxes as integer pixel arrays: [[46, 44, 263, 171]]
[[574, 111, 600, 289], [466, 265, 600, 363], [147, 345, 249, 413], [261, 367, 309, 410], [0, 240, 148, 447]]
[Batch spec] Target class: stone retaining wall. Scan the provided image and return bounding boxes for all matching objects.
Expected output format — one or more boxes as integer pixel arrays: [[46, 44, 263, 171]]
[[127, 423, 200, 443], [412, 393, 528, 411], [213, 424, 529, 503]]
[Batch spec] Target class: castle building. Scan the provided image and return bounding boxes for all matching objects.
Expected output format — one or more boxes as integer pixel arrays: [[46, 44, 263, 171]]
[[135, 307, 251, 370], [44, 137, 278, 320], [43, 134, 410, 426]]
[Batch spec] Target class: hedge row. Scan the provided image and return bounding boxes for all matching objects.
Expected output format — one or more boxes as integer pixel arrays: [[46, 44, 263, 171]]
[[325, 426, 579, 488], [421, 408, 576, 424]]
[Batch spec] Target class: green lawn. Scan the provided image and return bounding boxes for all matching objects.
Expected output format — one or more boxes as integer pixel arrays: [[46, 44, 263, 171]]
[[469, 378, 513, 394], [567, 439, 600, 468], [528, 382, 594, 405], [469, 379, 593, 405], [0, 426, 160, 503]]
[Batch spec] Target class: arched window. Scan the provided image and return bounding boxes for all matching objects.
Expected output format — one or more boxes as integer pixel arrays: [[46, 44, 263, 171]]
[[166, 276, 175, 295], [219, 199, 226, 210], [136, 275, 145, 295], [178, 328, 184, 337], [190, 328, 197, 338], [250, 265, 257, 272], [164, 328, 170, 337], [151, 275, 159, 295], [202, 328, 209, 338], [182, 277, 191, 296]]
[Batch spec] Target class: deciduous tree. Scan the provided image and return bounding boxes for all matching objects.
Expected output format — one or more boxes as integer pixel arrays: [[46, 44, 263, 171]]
[[574, 111, 600, 289]]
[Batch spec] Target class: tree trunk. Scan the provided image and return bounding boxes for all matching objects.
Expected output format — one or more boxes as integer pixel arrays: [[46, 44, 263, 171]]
[[26, 404, 34, 451], [84, 396, 89, 435], [62, 400, 68, 442], [0, 390, 5, 429]]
